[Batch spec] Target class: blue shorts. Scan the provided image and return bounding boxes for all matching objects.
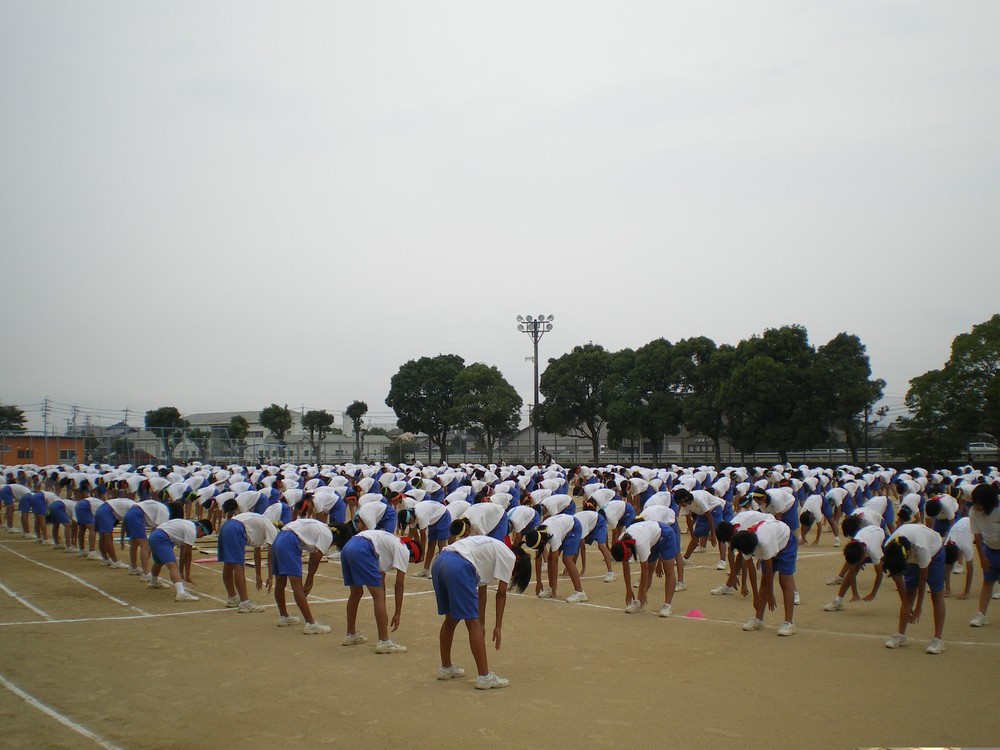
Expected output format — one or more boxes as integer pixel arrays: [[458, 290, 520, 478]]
[[932, 517, 953, 537], [380, 505, 397, 534], [760, 533, 798, 576], [620, 504, 636, 529], [982, 546, 1000, 584], [903, 547, 945, 592], [693, 505, 724, 538], [341, 535, 382, 588], [558, 518, 583, 557], [328, 500, 346, 525], [31, 494, 47, 516], [841, 495, 856, 515], [123, 506, 148, 540], [217, 519, 248, 565], [780, 505, 800, 531], [584, 513, 608, 546], [1, 489, 13, 507], [48, 501, 70, 526], [95, 504, 117, 534], [650, 523, 679, 561], [75, 502, 95, 526], [487, 514, 508, 542], [271, 529, 303, 578], [427, 509, 452, 542], [432, 549, 480, 620], [18, 495, 32, 513], [148, 528, 177, 565]]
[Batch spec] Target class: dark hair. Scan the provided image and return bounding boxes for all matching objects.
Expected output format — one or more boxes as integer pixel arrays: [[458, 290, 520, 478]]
[[673, 488, 693, 505], [971, 483, 999, 514], [924, 498, 943, 518], [843, 540, 867, 566], [523, 527, 549, 551], [882, 537, 910, 577], [397, 508, 414, 531], [730, 530, 758, 556], [944, 543, 960, 566], [329, 521, 356, 550], [799, 510, 815, 530], [897, 505, 913, 523], [449, 517, 470, 538], [715, 521, 735, 544], [509, 545, 532, 593], [610, 538, 636, 562], [841, 515, 863, 539], [221, 499, 237, 514], [168, 502, 185, 520], [195, 519, 213, 536]]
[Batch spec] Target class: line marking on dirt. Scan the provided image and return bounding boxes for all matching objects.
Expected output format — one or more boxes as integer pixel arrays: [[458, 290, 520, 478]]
[[0, 579, 53, 620]]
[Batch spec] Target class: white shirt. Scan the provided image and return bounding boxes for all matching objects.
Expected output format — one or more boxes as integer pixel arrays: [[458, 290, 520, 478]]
[[800, 494, 824, 523], [853, 525, 886, 564], [539, 514, 577, 553], [137, 499, 169, 528], [601, 500, 629, 529], [442, 535, 515, 587], [762, 488, 796, 516], [540, 494, 573, 516], [233, 512, 279, 548], [282, 518, 333, 555], [970, 505, 1000, 550], [356, 530, 410, 573], [461, 503, 505, 536], [945, 517, 974, 562], [747, 520, 791, 561], [356, 501, 386, 529], [155, 519, 198, 547], [413, 500, 449, 528], [622, 520, 663, 562], [575, 509, 601, 537], [506, 506, 538, 534], [638, 504, 675, 525], [928, 494, 959, 521], [885, 523, 943, 568]]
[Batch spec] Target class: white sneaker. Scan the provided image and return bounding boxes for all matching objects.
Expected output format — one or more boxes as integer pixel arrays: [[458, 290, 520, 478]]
[[438, 664, 465, 680], [63, 545, 77, 553], [139, 573, 151, 582], [304, 622, 332, 635], [147, 578, 164, 589], [885, 633, 908, 649], [777, 621, 796, 636], [674, 581, 687, 592], [994, 590, 1000, 600], [566, 591, 588, 604], [413, 568, 431, 579], [826, 576, 843, 586], [100, 558, 112, 566], [970, 611, 988, 627], [225, 596, 240, 608], [375, 639, 406, 653], [624, 600, 642, 614], [53, 543, 65, 550], [925, 637, 944, 654], [475, 672, 510, 690], [657, 603, 672, 618], [711, 584, 736, 596], [23, 534, 36, 540], [5, 527, 19, 534], [715, 559, 727, 570], [42, 539, 54, 545], [175, 591, 199, 602], [237, 600, 265, 613], [78, 549, 90, 557], [537, 588, 554, 599], [603, 571, 616, 583], [87, 551, 102, 560], [343, 632, 368, 646], [793, 591, 801, 606], [833, 537, 841, 547], [128, 567, 141, 576], [111, 561, 129, 570], [277, 615, 301, 627], [742, 617, 764, 631], [953, 564, 964, 574], [824, 597, 844, 612]]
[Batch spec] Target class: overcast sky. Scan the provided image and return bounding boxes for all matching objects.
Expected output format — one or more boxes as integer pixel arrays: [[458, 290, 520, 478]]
[[2, 1, 998, 435]]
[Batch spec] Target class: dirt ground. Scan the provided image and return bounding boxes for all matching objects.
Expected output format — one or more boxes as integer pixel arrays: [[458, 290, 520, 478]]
[[1, 525, 998, 750]]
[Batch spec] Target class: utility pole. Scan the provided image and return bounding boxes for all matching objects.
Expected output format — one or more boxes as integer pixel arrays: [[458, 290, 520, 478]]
[[516, 314, 555, 465]]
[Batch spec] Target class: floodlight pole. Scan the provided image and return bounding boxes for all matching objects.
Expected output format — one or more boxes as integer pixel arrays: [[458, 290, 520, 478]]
[[516, 314, 554, 465]]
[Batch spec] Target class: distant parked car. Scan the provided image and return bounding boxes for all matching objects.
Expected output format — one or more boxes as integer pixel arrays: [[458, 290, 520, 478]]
[[968, 442, 998, 454]]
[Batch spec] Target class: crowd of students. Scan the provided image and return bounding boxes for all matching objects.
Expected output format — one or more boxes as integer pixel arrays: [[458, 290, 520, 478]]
[[2, 456, 999, 687]]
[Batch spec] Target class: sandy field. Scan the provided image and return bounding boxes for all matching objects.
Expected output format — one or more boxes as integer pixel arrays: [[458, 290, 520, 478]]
[[1, 525, 998, 750]]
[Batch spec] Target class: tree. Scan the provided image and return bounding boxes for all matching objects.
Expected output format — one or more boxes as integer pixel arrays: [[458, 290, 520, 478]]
[[886, 369, 965, 466], [346, 400, 368, 463], [259, 404, 293, 454], [302, 410, 335, 463], [533, 343, 616, 464], [228, 415, 249, 459], [672, 337, 735, 465], [385, 355, 465, 463], [187, 428, 211, 461], [0, 403, 27, 433], [720, 326, 825, 463], [144, 406, 188, 461], [451, 363, 523, 463]]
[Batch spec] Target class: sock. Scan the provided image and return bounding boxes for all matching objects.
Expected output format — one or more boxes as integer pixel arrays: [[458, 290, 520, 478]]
[[174, 582, 187, 595]]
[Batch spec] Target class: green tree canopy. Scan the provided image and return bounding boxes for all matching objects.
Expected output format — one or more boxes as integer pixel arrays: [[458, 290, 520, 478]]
[[0, 403, 27, 433], [385, 355, 465, 463], [144, 406, 189, 460], [302, 410, 336, 463], [346, 400, 368, 463], [259, 403, 293, 447], [673, 337, 735, 465], [451, 363, 523, 463]]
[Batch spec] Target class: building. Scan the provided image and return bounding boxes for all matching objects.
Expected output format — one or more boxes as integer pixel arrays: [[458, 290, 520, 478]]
[[0, 433, 86, 466]]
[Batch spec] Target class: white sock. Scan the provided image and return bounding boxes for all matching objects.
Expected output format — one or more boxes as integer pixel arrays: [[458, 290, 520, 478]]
[[174, 581, 186, 595]]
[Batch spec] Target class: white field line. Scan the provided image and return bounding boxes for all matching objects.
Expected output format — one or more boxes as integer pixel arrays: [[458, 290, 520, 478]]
[[0, 579, 53, 620], [0, 544, 148, 615], [0, 671, 126, 750]]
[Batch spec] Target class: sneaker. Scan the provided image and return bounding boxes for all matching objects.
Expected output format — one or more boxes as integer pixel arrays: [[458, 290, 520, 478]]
[[78, 549, 90, 557], [343, 632, 368, 646], [603, 571, 616, 583], [304, 622, 332, 635], [825, 575, 844, 586], [475, 672, 510, 690], [128, 567, 141, 576], [375, 640, 407, 653], [624, 600, 642, 614], [175, 591, 199, 602], [42, 538, 54, 545], [657, 603, 672, 618], [742, 617, 764, 631], [925, 637, 944, 654], [277, 615, 301, 627], [147, 578, 164, 589], [237, 600, 265, 613], [87, 551, 102, 560], [777, 621, 796, 636], [674, 581, 687, 592], [566, 591, 588, 604], [833, 537, 841, 547], [111, 561, 130, 570], [793, 591, 801, 606], [537, 588, 554, 599], [139, 573, 151, 582], [413, 568, 431, 579], [225, 596, 240, 608], [23, 534, 36, 540], [994, 590, 1000, 600], [437, 664, 465, 680], [711, 584, 737, 596], [5, 526, 19, 534], [63, 546, 77, 553], [824, 597, 845, 612], [884, 633, 908, 649], [715, 559, 727, 570], [970, 611, 988, 627], [953, 564, 964, 574], [100, 558, 112, 567], [53, 543, 65, 550]]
